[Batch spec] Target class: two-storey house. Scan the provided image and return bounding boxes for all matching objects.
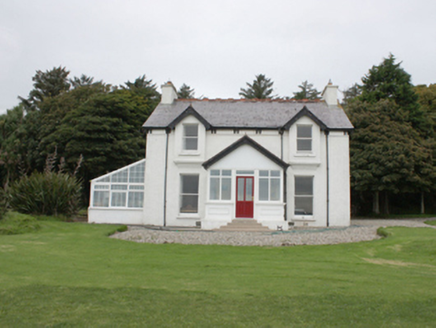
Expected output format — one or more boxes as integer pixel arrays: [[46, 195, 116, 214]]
[[88, 81, 353, 230]]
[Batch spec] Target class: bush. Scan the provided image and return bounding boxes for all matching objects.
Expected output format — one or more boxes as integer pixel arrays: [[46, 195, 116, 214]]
[[376, 227, 391, 238], [9, 172, 81, 217], [0, 188, 7, 220]]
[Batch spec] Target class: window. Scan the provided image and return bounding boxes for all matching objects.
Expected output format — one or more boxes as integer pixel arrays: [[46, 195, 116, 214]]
[[294, 176, 313, 215], [183, 124, 198, 151], [92, 160, 145, 208], [180, 174, 199, 213], [259, 170, 281, 201], [297, 125, 312, 151], [210, 170, 231, 200]]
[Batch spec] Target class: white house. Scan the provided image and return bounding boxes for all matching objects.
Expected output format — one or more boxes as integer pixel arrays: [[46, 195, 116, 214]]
[[88, 81, 353, 230]]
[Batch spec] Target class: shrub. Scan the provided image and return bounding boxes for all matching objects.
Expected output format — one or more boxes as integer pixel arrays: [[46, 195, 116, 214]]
[[376, 227, 390, 238], [9, 171, 81, 217], [0, 188, 7, 220]]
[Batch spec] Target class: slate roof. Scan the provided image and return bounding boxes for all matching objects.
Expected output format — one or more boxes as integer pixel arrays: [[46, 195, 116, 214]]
[[143, 99, 353, 131]]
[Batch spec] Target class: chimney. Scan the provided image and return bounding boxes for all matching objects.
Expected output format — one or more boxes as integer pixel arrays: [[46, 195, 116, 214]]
[[161, 81, 178, 104], [321, 80, 339, 106]]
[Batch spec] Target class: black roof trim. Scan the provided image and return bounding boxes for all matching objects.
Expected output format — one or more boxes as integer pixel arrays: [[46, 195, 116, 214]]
[[282, 106, 328, 130], [168, 105, 211, 130], [202, 135, 289, 170]]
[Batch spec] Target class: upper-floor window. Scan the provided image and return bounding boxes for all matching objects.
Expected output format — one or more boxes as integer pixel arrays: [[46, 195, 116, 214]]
[[297, 125, 312, 152], [183, 124, 198, 151]]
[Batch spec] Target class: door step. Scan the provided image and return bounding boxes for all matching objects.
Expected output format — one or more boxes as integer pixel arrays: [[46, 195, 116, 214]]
[[215, 219, 271, 232]]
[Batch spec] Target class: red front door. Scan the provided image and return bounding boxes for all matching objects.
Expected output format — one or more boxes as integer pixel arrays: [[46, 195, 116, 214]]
[[236, 176, 254, 218]]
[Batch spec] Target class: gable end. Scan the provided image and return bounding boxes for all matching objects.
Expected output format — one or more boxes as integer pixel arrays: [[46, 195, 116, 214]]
[[168, 105, 211, 130], [202, 135, 289, 170], [282, 106, 327, 131]]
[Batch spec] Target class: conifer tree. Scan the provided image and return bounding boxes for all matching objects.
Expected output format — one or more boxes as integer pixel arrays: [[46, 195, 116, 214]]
[[293, 81, 321, 100], [239, 74, 275, 99], [177, 83, 195, 99]]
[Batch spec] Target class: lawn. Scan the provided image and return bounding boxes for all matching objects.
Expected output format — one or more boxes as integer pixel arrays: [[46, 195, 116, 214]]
[[1, 213, 436, 327]]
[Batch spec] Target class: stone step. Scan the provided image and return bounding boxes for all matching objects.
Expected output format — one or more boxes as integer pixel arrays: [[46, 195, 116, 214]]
[[215, 219, 271, 232]]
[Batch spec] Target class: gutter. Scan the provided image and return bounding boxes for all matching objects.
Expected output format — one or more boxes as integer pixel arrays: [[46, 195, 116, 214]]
[[279, 129, 287, 222]]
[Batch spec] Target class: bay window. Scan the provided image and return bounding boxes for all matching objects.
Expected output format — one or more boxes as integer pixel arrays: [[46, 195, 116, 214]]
[[209, 170, 231, 200], [259, 170, 281, 201]]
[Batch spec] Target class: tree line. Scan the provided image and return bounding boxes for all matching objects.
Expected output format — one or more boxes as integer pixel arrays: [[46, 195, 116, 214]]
[[1, 55, 435, 215]]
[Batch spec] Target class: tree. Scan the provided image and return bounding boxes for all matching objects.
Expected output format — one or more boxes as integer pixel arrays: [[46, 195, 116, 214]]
[[348, 99, 435, 214], [178, 83, 195, 99], [293, 81, 321, 100], [19, 66, 71, 112], [359, 54, 425, 131], [341, 83, 361, 109], [415, 84, 436, 136], [70, 74, 97, 88], [122, 75, 160, 106], [239, 74, 275, 99]]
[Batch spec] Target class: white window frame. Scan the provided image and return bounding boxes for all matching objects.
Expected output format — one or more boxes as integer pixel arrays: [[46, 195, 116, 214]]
[[209, 170, 232, 201], [258, 170, 282, 202], [182, 124, 199, 152], [294, 176, 313, 216], [297, 124, 312, 152], [90, 159, 145, 209], [180, 174, 199, 214]]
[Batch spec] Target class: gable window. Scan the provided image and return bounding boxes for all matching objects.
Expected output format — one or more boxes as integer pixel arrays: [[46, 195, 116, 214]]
[[294, 176, 313, 215], [180, 174, 199, 213], [297, 125, 312, 151], [209, 170, 231, 200], [183, 124, 198, 151], [259, 170, 281, 201]]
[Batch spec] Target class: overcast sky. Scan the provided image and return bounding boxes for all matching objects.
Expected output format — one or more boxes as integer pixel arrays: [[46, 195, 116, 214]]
[[1, 0, 435, 114]]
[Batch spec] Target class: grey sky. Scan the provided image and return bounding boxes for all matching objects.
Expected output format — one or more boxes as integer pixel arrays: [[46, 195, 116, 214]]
[[1, 0, 435, 114]]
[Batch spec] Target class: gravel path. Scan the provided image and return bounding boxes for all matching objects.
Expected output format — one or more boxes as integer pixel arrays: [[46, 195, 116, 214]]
[[110, 218, 436, 247]]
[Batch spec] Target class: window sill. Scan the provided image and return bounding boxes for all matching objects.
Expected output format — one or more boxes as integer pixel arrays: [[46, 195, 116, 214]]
[[294, 152, 315, 157], [179, 151, 200, 156], [292, 216, 315, 222], [177, 214, 200, 220]]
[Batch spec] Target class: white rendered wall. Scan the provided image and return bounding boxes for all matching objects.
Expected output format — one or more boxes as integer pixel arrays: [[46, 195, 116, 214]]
[[143, 130, 168, 226], [327, 131, 351, 226], [89, 208, 143, 225]]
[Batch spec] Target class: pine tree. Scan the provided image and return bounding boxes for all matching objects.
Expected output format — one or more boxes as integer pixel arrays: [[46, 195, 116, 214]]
[[239, 74, 275, 99], [293, 81, 321, 100], [359, 54, 424, 131], [177, 83, 195, 99]]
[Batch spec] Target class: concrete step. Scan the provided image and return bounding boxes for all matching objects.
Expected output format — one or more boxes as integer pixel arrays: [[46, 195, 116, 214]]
[[215, 219, 271, 232]]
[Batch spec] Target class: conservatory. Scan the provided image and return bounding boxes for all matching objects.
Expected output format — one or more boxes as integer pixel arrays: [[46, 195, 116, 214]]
[[88, 159, 146, 225]]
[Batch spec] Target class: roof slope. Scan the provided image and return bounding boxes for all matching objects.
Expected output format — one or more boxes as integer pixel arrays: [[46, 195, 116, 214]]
[[143, 99, 353, 130]]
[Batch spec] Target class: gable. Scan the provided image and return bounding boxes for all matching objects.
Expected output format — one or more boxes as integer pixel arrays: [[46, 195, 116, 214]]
[[202, 135, 289, 170]]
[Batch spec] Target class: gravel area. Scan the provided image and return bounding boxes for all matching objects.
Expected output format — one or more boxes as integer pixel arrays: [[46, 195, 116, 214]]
[[110, 218, 436, 247]]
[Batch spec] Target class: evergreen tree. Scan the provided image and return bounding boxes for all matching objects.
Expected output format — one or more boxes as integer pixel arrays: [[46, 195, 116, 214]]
[[239, 74, 275, 99], [19, 66, 71, 111], [341, 83, 361, 109], [348, 99, 435, 214], [293, 81, 321, 100], [359, 54, 425, 131], [177, 83, 195, 99], [122, 75, 160, 108]]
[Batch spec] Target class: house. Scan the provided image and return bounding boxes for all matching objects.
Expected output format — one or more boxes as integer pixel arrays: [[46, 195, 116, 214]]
[[88, 81, 353, 230]]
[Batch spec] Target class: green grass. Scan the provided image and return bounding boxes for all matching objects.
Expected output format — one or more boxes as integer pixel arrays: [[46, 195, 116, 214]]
[[424, 219, 436, 226], [1, 216, 436, 327]]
